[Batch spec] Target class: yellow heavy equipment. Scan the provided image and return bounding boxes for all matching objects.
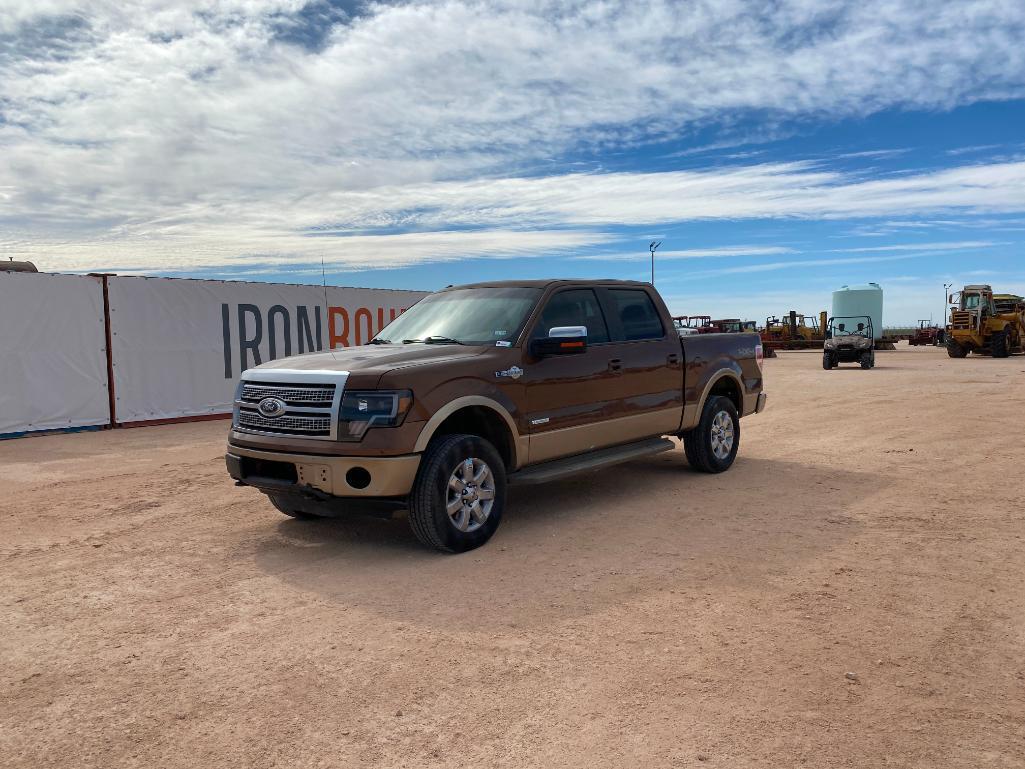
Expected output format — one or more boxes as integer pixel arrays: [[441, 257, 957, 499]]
[[760, 310, 827, 354], [946, 285, 1025, 358]]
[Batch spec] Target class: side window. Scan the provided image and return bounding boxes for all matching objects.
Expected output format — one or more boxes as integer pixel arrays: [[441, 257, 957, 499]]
[[531, 289, 610, 343], [607, 289, 664, 341]]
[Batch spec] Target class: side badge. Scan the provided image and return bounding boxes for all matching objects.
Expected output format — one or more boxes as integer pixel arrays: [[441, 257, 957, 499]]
[[496, 366, 524, 380]]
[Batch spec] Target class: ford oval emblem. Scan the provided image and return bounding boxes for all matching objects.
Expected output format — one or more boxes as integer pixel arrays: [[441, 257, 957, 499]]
[[257, 397, 286, 418]]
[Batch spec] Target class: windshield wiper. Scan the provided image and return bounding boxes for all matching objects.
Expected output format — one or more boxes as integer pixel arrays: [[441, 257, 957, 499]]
[[366, 338, 392, 345], [403, 336, 464, 345]]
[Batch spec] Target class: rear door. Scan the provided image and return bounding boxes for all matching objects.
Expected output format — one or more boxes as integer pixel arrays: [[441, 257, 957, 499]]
[[521, 287, 619, 463], [597, 286, 684, 437]]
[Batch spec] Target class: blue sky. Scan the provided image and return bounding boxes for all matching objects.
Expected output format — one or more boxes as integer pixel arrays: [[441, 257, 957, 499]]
[[2, 1, 1025, 324]]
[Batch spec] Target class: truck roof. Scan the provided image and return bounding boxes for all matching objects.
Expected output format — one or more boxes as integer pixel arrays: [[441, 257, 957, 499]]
[[440, 279, 653, 291]]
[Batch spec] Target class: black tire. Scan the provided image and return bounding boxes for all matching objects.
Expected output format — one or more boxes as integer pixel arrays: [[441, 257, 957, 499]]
[[990, 329, 1009, 358], [822, 352, 832, 370], [268, 494, 319, 520], [683, 395, 740, 474], [860, 351, 873, 369], [408, 433, 506, 553], [946, 338, 967, 358]]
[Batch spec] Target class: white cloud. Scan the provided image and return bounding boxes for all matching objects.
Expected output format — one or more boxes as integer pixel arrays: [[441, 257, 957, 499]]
[[829, 240, 1001, 253], [835, 149, 910, 159], [673, 252, 931, 280], [0, 227, 616, 273], [2, 1, 1025, 271], [946, 144, 1002, 155], [573, 245, 796, 261]]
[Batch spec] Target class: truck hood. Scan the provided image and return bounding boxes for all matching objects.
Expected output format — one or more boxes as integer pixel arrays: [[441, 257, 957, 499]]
[[248, 343, 488, 383]]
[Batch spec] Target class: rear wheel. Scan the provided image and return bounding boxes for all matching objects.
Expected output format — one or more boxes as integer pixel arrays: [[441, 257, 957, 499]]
[[946, 338, 967, 358], [683, 396, 740, 474], [408, 433, 506, 553], [268, 494, 319, 520], [991, 329, 1009, 358]]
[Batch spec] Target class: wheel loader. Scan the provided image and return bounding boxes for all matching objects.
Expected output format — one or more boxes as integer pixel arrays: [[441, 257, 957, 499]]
[[945, 285, 1025, 358]]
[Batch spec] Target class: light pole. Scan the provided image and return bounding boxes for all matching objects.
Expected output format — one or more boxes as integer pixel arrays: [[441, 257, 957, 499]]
[[649, 241, 661, 286], [943, 283, 953, 329]]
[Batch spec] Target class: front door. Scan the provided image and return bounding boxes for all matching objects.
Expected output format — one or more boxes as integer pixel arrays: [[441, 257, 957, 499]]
[[521, 288, 619, 464]]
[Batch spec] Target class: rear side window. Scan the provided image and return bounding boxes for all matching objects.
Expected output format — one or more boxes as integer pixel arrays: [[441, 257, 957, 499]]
[[531, 289, 610, 343], [608, 289, 664, 341]]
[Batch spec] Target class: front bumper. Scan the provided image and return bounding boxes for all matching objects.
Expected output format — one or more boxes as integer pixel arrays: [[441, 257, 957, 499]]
[[226, 444, 421, 498]]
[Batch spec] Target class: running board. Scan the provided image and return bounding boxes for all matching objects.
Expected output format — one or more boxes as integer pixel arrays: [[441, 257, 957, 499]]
[[509, 437, 675, 486]]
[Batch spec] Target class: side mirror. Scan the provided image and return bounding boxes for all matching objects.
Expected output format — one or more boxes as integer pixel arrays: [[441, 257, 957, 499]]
[[530, 325, 588, 357], [948, 294, 954, 304]]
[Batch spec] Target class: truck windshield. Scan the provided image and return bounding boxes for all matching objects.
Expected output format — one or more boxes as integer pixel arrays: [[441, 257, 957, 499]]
[[373, 287, 542, 345]]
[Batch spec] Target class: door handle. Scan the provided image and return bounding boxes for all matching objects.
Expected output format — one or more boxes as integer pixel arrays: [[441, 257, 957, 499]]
[[608, 358, 622, 373], [667, 354, 680, 365]]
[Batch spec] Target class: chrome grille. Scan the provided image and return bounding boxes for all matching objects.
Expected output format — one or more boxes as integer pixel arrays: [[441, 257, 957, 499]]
[[237, 408, 332, 435], [240, 383, 335, 405], [232, 369, 349, 441]]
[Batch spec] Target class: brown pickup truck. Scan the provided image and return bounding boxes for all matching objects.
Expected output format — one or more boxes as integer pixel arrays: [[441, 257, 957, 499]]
[[226, 279, 766, 552]]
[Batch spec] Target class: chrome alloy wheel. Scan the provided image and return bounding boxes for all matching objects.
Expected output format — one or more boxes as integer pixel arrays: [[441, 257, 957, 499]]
[[446, 457, 496, 532], [710, 410, 735, 460]]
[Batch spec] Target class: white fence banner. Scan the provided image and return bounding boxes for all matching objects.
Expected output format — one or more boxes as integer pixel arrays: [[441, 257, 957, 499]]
[[106, 276, 426, 423], [0, 272, 110, 435]]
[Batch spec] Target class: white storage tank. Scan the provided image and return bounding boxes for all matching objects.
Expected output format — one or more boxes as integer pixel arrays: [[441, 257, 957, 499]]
[[831, 283, 883, 339]]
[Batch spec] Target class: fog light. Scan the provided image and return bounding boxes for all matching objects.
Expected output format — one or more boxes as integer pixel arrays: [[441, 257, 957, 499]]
[[345, 467, 372, 490]]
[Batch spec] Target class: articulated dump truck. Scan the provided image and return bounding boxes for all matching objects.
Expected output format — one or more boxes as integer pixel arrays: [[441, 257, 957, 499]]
[[946, 285, 1025, 358]]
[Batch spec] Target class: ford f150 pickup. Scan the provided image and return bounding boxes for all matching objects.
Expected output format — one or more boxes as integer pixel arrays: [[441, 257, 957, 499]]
[[226, 280, 766, 552]]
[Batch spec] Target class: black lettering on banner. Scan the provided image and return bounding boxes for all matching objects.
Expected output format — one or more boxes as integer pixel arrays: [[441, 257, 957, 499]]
[[267, 305, 291, 360], [221, 303, 232, 379], [297, 305, 322, 353], [238, 304, 263, 370]]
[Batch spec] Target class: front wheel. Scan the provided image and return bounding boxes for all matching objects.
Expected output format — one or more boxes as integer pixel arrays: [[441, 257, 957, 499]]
[[822, 352, 834, 370], [683, 395, 740, 474], [946, 338, 967, 358], [408, 433, 506, 553], [860, 351, 874, 369]]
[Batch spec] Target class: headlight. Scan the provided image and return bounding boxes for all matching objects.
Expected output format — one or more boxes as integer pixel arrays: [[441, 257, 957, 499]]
[[338, 390, 413, 441]]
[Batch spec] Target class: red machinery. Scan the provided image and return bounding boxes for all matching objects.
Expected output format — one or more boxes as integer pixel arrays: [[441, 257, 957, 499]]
[[673, 316, 750, 334], [700, 318, 744, 333], [908, 320, 942, 346]]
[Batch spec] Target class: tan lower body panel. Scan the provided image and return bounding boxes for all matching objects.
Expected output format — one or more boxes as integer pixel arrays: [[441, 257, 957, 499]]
[[743, 391, 759, 416], [527, 406, 683, 465], [228, 444, 421, 497]]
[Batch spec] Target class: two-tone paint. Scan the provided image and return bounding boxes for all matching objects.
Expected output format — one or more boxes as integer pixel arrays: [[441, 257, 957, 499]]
[[227, 280, 765, 498]]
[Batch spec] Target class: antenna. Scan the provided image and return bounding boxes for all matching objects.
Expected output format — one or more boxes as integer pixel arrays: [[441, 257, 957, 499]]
[[649, 240, 661, 285], [322, 255, 328, 311]]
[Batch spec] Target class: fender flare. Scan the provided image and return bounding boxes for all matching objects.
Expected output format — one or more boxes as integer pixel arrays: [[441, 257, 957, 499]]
[[413, 395, 526, 468], [682, 369, 745, 430]]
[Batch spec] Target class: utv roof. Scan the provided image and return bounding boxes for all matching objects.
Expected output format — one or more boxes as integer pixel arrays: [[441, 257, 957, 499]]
[[441, 279, 652, 290]]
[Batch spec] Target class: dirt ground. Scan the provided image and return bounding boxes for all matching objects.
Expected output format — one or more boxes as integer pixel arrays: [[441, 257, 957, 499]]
[[2, 344, 1024, 768]]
